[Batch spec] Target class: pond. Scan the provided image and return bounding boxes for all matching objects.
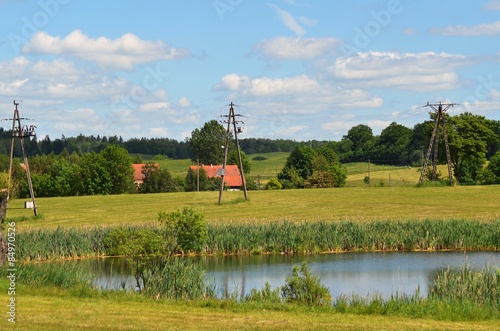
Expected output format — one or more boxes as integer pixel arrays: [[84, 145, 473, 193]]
[[74, 251, 500, 299]]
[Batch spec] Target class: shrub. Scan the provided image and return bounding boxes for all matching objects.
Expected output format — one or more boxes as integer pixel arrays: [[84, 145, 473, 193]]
[[281, 261, 331, 306], [158, 207, 208, 254], [265, 178, 282, 190]]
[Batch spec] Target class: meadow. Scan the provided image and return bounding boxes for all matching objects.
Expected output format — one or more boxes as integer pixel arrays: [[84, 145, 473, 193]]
[[7, 184, 500, 231], [2, 157, 500, 330]]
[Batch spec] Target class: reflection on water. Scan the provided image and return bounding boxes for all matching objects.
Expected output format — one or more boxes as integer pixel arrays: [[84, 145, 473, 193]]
[[72, 251, 500, 299]]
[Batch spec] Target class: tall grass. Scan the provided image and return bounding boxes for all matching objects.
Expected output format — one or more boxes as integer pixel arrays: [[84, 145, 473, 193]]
[[12, 219, 500, 261], [143, 258, 214, 300], [0, 262, 92, 288], [207, 219, 500, 254], [430, 264, 500, 307]]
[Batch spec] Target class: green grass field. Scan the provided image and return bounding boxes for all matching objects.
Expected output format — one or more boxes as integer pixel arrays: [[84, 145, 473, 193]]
[[151, 153, 442, 188], [1, 284, 498, 331], [7, 184, 500, 231], [141, 152, 289, 182]]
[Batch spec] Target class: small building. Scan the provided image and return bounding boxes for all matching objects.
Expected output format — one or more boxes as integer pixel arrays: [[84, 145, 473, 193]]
[[132, 163, 159, 186], [189, 164, 243, 190]]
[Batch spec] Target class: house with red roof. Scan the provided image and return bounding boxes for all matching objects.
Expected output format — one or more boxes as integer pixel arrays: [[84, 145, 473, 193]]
[[189, 164, 244, 189], [133, 163, 159, 186]]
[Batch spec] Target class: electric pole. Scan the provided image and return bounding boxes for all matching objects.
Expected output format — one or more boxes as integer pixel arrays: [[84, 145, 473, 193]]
[[418, 102, 457, 186], [7, 101, 38, 217], [218, 102, 248, 204]]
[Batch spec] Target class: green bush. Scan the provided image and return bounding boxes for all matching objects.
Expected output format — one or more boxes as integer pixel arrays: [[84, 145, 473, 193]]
[[281, 261, 331, 306]]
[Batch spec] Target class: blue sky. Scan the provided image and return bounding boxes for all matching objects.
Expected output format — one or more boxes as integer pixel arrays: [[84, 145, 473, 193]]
[[0, 0, 499, 142]]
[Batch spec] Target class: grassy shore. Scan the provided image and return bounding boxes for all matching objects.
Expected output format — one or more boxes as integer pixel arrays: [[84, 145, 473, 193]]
[[1, 281, 499, 331]]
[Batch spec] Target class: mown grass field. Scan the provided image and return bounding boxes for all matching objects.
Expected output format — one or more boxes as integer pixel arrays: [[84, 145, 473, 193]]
[[149, 152, 442, 187], [1, 283, 499, 331], [153, 151, 289, 183], [7, 184, 500, 231]]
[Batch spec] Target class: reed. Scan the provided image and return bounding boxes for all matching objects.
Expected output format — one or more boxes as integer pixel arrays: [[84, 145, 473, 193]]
[[143, 258, 214, 300], [0, 261, 92, 288], [12, 219, 500, 261], [429, 264, 500, 307]]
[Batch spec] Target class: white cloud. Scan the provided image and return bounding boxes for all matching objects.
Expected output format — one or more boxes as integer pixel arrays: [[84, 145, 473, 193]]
[[214, 73, 251, 91], [402, 28, 418, 35], [215, 73, 383, 114], [139, 102, 169, 112], [255, 37, 341, 60], [330, 51, 468, 92], [178, 96, 192, 107], [429, 21, 500, 36], [484, 1, 500, 10], [23, 30, 191, 70], [268, 4, 306, 36]]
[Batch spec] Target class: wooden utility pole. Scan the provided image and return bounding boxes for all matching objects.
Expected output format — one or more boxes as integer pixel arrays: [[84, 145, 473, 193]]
[[418, 102, 457, 186], [7, 101, 38, 216], [218, 102, 248, 204]]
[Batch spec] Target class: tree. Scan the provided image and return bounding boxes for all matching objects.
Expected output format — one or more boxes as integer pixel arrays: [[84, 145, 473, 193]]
[[484, 151, 500, 183], [100, 145, 135, 194], [279, 145, 316, 181], [158, 207, 208, 254], [228, 149, 251, 174], [446, 113, 497, 184], [106, 207, 208, 293], [189, 120, 226, 165], [376, 122, 412, 165], [139, 163, 175, 193], [343, 124, 374, 162], [75, 152, 112, 195]]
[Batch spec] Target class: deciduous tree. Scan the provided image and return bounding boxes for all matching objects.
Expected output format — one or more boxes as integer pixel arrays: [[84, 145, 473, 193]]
[[189, 120, 226, 165]]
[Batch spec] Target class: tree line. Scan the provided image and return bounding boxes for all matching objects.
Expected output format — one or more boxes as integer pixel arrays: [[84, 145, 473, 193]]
[[1, 112, 500, 198]]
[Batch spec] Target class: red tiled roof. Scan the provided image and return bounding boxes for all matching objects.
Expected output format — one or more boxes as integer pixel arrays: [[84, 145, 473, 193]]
[[133, 163, 159, 184], [189, 164, 243, 187]]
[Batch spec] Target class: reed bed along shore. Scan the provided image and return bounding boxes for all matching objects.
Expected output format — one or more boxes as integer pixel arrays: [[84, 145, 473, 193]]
[[14, 219, 500, 261]]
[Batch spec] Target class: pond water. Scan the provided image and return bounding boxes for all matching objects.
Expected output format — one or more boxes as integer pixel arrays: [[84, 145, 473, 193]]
[[73, 251, 500, 299]]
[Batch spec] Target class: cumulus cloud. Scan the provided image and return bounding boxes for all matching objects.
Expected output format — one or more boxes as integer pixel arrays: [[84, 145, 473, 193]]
[[329, 51, 468, 92], [429, 21, 500, 36], [215, 73, 383, 113], [254, 37, 341, 60], [22, 30, 191, 70]]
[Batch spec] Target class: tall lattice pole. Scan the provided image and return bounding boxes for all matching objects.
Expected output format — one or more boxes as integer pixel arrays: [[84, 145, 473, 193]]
[[7, 101, 38, 216], [418, 102, 457, 186], [218, 102, 248, 204]]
